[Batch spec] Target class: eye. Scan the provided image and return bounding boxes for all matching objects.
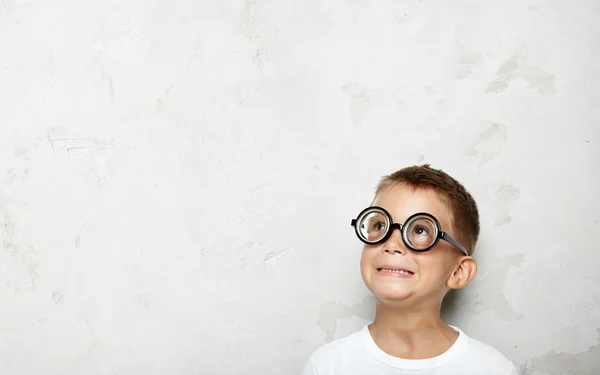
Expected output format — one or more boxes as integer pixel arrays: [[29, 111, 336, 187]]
[[371, 220, 386, 232], [412, 225, 430, 236]]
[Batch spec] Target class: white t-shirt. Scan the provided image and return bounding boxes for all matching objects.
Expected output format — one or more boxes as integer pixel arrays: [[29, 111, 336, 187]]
[[301, 325, 518, 375]]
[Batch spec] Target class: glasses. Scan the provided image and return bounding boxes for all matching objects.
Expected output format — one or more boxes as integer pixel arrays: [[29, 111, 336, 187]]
[[350, 206, 468, 255]]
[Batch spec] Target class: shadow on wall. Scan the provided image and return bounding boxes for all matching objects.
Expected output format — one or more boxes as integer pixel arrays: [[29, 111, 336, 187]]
[[440, 288, 464, 323]]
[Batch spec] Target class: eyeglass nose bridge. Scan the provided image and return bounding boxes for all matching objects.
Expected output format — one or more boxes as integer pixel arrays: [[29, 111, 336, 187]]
[[385, 222, 404, 240], [389, 222, 403, 233]]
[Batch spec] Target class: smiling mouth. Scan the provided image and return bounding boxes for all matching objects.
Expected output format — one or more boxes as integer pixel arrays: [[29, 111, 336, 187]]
[[377, 268, 414, 276]]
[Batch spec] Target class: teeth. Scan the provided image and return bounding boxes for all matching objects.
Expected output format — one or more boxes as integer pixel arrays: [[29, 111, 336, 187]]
[[380, 268, 413, 275]]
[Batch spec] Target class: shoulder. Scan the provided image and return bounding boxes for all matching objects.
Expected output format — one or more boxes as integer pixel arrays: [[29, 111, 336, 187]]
[[307, 329, 364, 362], [303, 329, 365, 370], [460, 334, 518, 374], [464, 336, 512, 363]]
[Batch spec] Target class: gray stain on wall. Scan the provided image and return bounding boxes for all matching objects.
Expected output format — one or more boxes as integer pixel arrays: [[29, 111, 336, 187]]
[[1, 144, 42, 294], [486, 55, 557, 94], [447, 44, 483, 80], [317, 295, 376, 342], [103, 72, 115, 104], [241, 0, 263, 40], [465, 121, 507, 166], [1, 195, 40, 293], [493, 183, 521, 227], [1, 208, 16, 254], [263, 246, 294, 268], [521, 329, 600, 374], [46, 127, 104, 158], [27, 262, 39, 291], [135, 293, 152, 312], [52, 290, 64, 304], [343, 82, 376, 127], [471, 253, 525, 321], [156, 84, 175, 112], [253, 47, 268, 70]]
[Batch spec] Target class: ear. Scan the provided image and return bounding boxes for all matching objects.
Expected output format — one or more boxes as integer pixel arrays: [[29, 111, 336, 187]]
[[447, 256, 477, 290]]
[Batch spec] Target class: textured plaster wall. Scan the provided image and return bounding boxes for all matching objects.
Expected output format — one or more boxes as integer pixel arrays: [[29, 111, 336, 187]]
[[1, 0, 599, 374]]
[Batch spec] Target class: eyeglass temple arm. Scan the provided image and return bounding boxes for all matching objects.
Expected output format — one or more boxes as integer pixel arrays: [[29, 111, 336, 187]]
[[441, 232, 469, 256]]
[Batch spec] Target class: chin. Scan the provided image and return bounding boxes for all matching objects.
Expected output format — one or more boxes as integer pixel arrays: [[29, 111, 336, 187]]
[[375, 291, 414, 302], [366, 282, 414, 302]]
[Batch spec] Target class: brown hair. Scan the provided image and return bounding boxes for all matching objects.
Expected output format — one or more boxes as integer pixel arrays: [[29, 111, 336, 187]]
[[376, 164, 480, 255]]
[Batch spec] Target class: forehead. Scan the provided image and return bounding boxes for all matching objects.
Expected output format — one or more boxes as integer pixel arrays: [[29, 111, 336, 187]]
[[372, 184, 453, 228]]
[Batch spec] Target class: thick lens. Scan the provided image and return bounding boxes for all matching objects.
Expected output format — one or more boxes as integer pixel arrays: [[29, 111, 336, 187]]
[[404, 215, 438, 250], [358, 210, 389, 243]]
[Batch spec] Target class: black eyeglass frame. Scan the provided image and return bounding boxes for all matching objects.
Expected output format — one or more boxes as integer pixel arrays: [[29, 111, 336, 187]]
[[350, 206, 469, 255]]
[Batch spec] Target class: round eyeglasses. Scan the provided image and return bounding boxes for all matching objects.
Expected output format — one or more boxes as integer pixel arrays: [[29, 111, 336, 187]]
[[350, 206, 468, 255]]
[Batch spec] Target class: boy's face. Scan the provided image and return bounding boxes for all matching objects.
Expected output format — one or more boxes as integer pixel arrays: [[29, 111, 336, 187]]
[[360, 184, 464, 305]]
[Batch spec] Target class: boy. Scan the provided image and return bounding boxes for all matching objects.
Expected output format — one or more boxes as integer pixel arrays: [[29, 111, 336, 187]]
[[302, 165, 517, 375]]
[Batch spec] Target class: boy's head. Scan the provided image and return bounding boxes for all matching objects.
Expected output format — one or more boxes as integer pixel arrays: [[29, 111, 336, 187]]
[[354, 164, 480, 307], [376, 164, 480, 254]]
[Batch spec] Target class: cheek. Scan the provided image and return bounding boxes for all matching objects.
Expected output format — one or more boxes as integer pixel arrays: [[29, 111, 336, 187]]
[[415, 254, 452, 279], [360, 246, 375, 270], [359, 248, 368, 268]]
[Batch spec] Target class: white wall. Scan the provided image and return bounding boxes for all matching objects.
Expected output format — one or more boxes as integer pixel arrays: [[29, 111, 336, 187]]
[[1, 0, 599, 374]]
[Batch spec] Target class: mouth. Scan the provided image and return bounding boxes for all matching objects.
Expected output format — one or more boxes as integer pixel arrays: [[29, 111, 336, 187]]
[[376, 267, 415, 276]]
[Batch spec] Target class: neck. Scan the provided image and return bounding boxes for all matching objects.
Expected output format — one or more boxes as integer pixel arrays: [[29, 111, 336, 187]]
[[368, 299, 458, 359]]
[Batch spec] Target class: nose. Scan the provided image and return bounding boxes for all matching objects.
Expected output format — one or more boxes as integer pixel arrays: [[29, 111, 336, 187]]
[[382, 225, 407, 255]]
